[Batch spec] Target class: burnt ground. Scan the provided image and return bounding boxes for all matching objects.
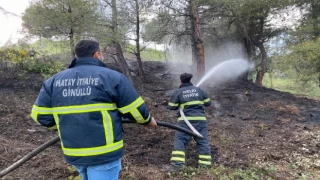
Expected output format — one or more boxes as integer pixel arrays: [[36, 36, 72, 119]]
[[0, 61, 320, 180]]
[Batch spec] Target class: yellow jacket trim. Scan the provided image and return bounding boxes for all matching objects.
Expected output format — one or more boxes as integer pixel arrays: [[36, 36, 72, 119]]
[[32, 103, 117, 115], [168, 102, 179, 107], [48, 125, 57, 130], [30, 112, 39, 123], [170, 157, 185, 162], [198, 160, 212, 165], [52, 104, 117, 114], [53, 113, 64, 147], [172, 151, 185, 156], [203, 98, 210, 103], [62, 140, 124, 156], [199, 155, 212, 159], [118, 97, 144, 114], [102, 111, 114, 145], [178, 116, 206, 121], [32, 105, 52, 114], [180, 100, 204, 109]]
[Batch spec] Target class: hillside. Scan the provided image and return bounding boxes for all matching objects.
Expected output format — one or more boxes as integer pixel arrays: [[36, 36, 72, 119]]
[[0, 61, 319, 180]]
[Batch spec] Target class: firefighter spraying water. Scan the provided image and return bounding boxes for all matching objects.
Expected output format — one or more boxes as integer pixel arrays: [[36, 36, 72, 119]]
[[164, 59, 254, 171]]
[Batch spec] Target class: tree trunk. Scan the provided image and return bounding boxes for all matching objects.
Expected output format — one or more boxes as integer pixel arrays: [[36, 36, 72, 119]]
[[318, 72, 320, 89], [255, 43, 267, 86], [189, 0, 205, 79], [115, 43, 133, 83], [69, 27, 75, 59], [241, 36, 252, 81], [311, 2, 320, 39], [111, 0, 133, 83], [135, 0, 145, 80], [67, 4, 75, 59]]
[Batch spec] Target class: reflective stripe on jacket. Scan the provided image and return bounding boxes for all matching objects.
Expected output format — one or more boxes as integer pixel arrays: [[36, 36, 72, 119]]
[[31, 57, 151, 166], [168, 83, 211, 120]]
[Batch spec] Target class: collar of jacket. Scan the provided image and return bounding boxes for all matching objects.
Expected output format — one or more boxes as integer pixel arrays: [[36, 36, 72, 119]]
[[179, 82, 193, 88], [68, 57, 107, 68]]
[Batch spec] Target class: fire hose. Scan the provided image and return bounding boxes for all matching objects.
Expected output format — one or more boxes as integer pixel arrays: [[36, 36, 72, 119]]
[[0, 120, 202, 178]]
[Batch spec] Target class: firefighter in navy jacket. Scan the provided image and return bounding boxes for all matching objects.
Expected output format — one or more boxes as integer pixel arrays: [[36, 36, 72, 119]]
[[168, 73, 212, 168], [31, 40, 157, 180]]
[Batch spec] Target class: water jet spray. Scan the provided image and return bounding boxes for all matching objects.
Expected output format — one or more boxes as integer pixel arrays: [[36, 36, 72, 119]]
[[180, 59, 254, 136]]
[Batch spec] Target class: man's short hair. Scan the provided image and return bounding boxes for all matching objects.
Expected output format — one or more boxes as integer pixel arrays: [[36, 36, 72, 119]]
[[74, 40, 100, 58], [180, 73, 193, 83]]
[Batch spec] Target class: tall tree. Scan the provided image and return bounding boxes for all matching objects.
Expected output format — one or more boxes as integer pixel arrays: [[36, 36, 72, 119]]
[[144, 0, 209, 79], [189, 0, 205, 78], [95, 0, 134, 83], [22, 0, 98, 59], [118, 0, 155, 80], [283, 0, 320, 87], [229, 0, 289, 85], [110, 0, 133, 83]]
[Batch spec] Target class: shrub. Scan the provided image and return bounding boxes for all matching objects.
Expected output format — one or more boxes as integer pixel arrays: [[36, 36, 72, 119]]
[[25, 58, 65, 79]]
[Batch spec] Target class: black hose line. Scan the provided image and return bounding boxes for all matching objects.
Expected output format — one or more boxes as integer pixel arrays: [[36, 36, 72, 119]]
[[0, 120, 202, 178]]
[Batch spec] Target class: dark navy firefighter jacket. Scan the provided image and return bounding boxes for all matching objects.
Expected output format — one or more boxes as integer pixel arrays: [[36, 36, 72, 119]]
[[31, 57, 151, 166], [168, 83, 211, 121]]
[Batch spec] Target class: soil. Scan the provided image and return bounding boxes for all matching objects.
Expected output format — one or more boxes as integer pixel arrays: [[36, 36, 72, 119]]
[[0, 61, 319, 180]]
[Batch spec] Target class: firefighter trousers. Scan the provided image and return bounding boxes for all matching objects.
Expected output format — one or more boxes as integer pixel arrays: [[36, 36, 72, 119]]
[[170, 121, 212, 167]]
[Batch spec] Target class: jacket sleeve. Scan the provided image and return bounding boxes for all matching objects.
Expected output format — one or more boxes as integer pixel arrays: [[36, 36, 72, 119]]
[[167, 91, 180, 110], [30, 82, 57, 130], [202, 90, 211, 107], [115, 75, 151, 125]]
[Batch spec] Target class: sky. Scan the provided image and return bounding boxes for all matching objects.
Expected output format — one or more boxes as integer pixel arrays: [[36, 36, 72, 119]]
[[0, 1, 305, 48], [0, 0, 30, 46]]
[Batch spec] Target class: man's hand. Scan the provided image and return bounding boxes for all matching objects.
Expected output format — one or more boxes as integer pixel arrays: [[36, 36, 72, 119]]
[[145, 117, 157, 128]]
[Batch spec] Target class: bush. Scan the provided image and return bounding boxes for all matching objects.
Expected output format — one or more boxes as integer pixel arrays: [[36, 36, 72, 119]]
[[0, 48, 28, 65], [25, 58, 65, 79]]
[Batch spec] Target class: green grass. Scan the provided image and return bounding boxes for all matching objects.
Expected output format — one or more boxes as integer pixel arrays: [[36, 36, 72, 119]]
[[263, 73, 320, 98], [124, 44, 166, 61]]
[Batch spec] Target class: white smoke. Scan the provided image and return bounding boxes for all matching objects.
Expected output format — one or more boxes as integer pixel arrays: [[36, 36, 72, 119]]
[[164, 41, 252, 87]]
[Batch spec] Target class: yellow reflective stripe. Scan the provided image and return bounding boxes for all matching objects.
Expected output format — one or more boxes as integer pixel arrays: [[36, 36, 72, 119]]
[[30, 112, 39, 123], [52, 104, 116, 114], [106, 111, 114, 144], [171, 157, 185, 162], [101, 111, 113, 144], [178, 116, 206, 121], [102, 111, 114, 144], [32, 104, 117, 114], [198, 160, 212, 165], [146, 114, 151, 122], [62, 140, 123, 156], [53, 113, 64, 147], [130, 109, 150, 124], [168, 102, 179, 107], [48, 125, 57, 130], [32, 105, 52, 114], [131, 109, 145, 123], [199, 155, 211, 159], [203, 98, 210, 103], [181, 100, 204, 109], [172, 151, 185, 156], [118, 97, 144, 113]]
